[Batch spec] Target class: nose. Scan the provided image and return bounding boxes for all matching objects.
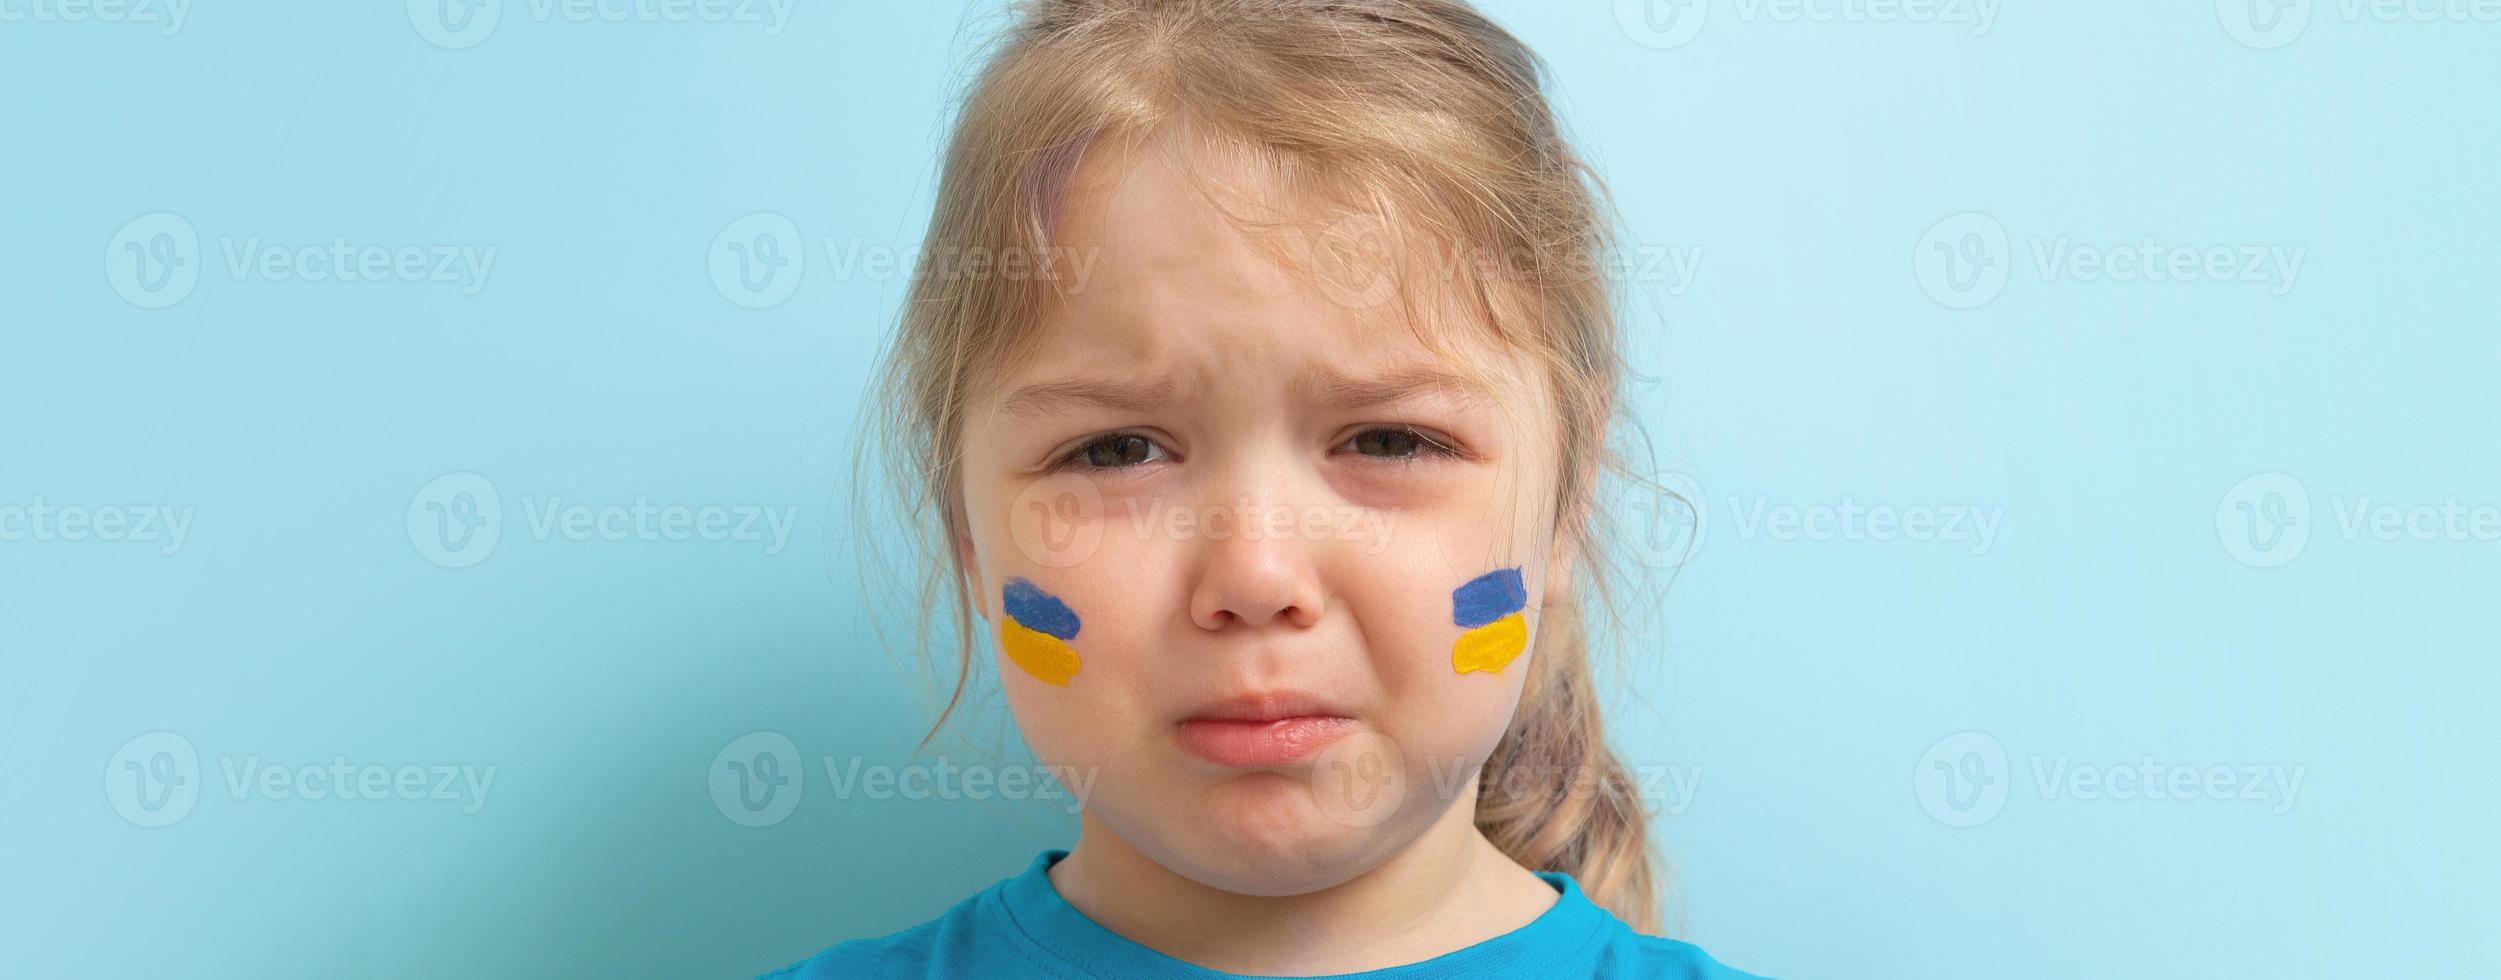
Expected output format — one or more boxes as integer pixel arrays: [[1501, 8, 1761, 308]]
[[1185, 492, 1329, 632]]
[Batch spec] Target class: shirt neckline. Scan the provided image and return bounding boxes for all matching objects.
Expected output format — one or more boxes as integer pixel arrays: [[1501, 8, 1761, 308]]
[[992, 848, 1612, 979]]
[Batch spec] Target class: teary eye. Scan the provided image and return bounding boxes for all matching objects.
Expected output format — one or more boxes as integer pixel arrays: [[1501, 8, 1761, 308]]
[[1344, 426, 1458, 461], [1055, 432, 1165, 470]]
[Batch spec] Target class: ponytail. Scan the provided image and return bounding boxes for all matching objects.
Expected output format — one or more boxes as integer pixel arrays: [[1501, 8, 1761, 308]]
[[1475, 593, 1665, 935]]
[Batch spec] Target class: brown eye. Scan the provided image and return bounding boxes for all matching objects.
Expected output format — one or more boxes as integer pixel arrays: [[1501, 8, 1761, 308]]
[[1350, 427, 1448, 459], [1075, 433, 1157, 469]]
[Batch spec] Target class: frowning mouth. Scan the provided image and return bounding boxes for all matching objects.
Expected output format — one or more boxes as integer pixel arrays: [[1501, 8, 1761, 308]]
[[1174, 692, 1357, 768]]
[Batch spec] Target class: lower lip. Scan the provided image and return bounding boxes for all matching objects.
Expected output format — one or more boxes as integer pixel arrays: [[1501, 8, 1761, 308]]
[[1174, 716, 1357, 768]]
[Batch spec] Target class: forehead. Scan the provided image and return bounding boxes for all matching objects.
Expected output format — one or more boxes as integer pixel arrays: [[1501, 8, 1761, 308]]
[[1008, 131, 1515, 390]]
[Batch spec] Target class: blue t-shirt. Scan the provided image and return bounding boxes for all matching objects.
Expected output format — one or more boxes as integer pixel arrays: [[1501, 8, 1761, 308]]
[[762, 849, 1760, 979]]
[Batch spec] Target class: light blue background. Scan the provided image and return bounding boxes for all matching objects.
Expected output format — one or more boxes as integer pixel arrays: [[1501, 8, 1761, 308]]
[[4, 2, 2495, 977]]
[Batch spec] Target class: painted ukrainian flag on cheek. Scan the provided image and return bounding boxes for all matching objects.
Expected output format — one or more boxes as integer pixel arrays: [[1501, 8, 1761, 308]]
[[1450, 567, 1528, 675], [1000, 577, 1083, 686]]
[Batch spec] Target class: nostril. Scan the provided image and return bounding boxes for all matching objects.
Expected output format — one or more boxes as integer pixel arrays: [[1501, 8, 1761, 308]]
[[1190, 569, 1324, 632]]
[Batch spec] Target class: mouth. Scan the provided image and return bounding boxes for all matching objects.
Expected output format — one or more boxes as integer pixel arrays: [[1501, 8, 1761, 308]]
[[1174, 692, 1358, 768]]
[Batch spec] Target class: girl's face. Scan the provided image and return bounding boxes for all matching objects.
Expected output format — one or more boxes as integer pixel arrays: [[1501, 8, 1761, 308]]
[[956, 136, 1574, 896]]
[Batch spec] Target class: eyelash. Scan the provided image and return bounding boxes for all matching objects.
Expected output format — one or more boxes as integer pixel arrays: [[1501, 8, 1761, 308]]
[[1045, 432, 1160, 472], [1046, 427, 1464, 472]]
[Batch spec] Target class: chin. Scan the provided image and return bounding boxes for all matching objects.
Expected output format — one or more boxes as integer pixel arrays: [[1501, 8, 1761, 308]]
[[1126, 772, 1434, 897]]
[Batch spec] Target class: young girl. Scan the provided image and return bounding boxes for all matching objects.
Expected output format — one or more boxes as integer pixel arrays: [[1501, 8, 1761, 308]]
[[771, 1, 1754, 976]]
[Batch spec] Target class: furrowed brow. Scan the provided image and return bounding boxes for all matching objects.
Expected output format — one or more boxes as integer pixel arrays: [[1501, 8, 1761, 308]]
[[1307, 366, 1496, 411], [999, 377, 1180, 421]]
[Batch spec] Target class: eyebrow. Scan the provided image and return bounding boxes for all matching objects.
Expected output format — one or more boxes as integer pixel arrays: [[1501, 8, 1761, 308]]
[[996, 365, 1494, 422], [1306, 366, 1497, 410], [998, 376, 1181, 421]]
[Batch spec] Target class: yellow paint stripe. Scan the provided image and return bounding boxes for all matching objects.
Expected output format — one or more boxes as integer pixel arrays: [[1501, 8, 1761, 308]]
[[1001, 617, 1082, 686], [1451, 612, 1528, 675]]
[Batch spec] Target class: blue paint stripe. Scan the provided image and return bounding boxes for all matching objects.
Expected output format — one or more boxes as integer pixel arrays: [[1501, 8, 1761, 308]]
[[1002, 577, 1081, 640], [1451, 567, 1526, 628]]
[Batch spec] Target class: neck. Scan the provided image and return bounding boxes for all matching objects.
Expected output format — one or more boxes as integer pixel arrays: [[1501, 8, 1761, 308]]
[[1046, 784, 1559, 975]]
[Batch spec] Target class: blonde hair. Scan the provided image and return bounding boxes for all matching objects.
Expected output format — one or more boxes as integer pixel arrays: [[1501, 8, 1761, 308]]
[[858, 0, 1675, 935]]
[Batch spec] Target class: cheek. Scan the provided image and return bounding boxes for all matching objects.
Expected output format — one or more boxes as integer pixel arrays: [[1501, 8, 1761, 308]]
[[1350, 560, 1539, 751], [968, 498, 1179, 763], [1368, 631, 1532, 788], [996, 605, 1156, 778]]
